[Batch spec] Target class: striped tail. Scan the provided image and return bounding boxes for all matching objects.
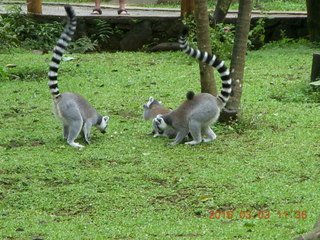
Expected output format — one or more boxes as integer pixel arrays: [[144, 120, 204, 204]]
[[48, 4, 76, 98], [178, 32, 232, 107]]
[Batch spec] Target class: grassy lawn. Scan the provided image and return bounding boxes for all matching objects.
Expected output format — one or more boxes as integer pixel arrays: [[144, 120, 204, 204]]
[[0, 41, 319, 239]]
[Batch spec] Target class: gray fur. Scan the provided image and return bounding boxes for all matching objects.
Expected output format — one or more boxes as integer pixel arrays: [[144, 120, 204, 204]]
[[153, 92, 220, 145], [143, 97, 177, 139], [53, 93, 109, 148], [152, 31, 233, 146], [49, 5, 109, 148], [178, 32, 232, 107]]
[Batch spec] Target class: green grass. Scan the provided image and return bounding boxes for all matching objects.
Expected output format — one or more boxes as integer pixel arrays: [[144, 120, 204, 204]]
[[0, 42, 320, 239]]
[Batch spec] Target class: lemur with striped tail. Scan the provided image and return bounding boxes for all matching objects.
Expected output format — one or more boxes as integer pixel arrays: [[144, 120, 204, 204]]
[[143, 97, 177, 138], [153, 29, 232, 146], [48, 5, 109, 148]]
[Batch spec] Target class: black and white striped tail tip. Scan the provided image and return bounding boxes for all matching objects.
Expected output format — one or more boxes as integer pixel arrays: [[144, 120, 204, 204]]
[[179, 34, 232, 106], [48, 4, 77, 98], [64, 4, 76, 18]]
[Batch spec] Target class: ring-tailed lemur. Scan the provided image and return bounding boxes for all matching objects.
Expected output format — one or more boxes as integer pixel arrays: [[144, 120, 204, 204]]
[[153, 29, 232, 145], [48, 4, 109, 148], [143, 97, 177, 138]]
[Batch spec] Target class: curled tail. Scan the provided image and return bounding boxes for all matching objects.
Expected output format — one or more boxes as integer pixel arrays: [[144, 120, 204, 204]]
[[48, 4, 76, 98], [178, 31, 232, 107]]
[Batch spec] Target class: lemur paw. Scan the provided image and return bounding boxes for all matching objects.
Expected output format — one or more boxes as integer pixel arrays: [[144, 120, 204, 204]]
[[185, 140, 201, 145], [68, 142, 84, 148], [153, 133, 160, 138]]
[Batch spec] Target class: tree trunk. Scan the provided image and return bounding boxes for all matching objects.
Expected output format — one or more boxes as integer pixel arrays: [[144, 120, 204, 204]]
[[220, 0, 252, 122], [181, 0, 195, 17], [211, 0, 233, 26], [306, 0, 320, 42], [311, 53, 320, 82], [294, 215, 320, 240], [27, 0, 42, 14], [194, 0, 217, 95]]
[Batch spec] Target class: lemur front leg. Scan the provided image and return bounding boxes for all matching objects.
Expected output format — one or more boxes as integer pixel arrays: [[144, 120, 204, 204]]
[[169, 128, 188, 146], [83, 121, 93, 144]]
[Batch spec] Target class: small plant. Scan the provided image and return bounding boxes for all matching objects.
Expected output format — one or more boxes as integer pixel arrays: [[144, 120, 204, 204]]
[[209, 23, 235, 59], [0, 5, 64, 50], [90, 19, 113, 51], [0, 67, 9, 81], [182, 16, 234, 59], [24, 21, 64, 50], [182, 16, 197, 48], [0, 16, 19, 50], [68, 36, 98, 53], [248, 18, 266, 49]]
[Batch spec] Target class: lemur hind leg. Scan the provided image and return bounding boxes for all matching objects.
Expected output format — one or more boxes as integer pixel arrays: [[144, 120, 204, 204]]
[[169, 128, 189, 146], [203, 126, 217, 143], [185, 120, 202, 145], [67, 119, 84, 148]]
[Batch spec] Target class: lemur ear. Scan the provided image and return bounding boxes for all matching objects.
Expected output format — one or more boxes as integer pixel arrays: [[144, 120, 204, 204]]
[[104, 116, 109, 122], [149, 97, 154, 102]]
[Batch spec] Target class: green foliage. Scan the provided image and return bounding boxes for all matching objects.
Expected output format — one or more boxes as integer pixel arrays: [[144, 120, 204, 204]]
[[263, 31, 316, 49], [0, 5, 63, 51], [0, 67, 9, 81], [22, 21, 64, 50], [0, 16, 18, 49], [182, 16, 234, 60], [183, 17, 267, 59], [66, 20, 116, 53], [209, 23, 235, 59], [90, 19, 114, 51], [181, 16, 197, 47], [68, 37, 98, 53], [248, 18, 266, 49]]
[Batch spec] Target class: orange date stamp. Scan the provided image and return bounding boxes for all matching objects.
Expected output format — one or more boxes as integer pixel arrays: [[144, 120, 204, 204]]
[[209, 210, 308, 220]]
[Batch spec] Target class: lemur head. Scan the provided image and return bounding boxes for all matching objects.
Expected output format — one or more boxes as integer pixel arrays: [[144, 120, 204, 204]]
[[153, 114, 168, 134], [143, 97, 164, 120], [143, 97, 155, 110], [97, 116, 109, 134]]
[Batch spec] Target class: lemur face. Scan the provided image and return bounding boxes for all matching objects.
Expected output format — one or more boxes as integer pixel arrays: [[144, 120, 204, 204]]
[[153, 114, 168, 134], [98, 116, 109, 134]]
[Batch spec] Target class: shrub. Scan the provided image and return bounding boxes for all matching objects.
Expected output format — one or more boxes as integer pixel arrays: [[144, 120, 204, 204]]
[[0, 5, 63, 51]]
